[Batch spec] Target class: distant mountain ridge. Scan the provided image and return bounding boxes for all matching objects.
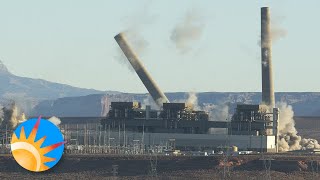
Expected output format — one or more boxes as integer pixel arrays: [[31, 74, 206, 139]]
[[0, 61, 120, 112], [0, 60, 107, 100], [31, 92, 320, 117], [1, 61, 319, 117]]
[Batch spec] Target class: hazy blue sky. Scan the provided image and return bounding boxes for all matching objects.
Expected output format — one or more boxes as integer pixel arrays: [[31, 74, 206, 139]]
[[0, 0, 319, 93]]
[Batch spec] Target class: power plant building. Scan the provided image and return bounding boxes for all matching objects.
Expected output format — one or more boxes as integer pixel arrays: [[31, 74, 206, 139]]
[[100, 7, 279, 153]]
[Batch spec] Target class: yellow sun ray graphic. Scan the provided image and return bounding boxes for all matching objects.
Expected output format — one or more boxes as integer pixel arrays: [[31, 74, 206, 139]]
[[11, 116, 65, 172]]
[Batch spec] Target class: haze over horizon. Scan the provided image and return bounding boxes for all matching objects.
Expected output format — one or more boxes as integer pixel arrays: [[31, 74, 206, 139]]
[[0, 0, 319, 93]]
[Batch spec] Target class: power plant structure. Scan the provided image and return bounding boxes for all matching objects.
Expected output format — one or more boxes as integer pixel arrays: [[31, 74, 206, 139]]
[[101, 7, 280, 153]]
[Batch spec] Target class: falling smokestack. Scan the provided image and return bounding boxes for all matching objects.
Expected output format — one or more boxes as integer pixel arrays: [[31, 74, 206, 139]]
[[261, 7, 275, 109], [114, 33, 170, 106]]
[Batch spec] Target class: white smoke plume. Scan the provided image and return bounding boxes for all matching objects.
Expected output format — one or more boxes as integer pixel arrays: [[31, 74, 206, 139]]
[[203, 103, 230, 135], [170, 9, 205, 53], [1, 103, 18, 129], [114, 31, 149, 73], [271, 16, 287, 44], [203, 103, 230, 122], [18, 113, 26, 123], [172, 92, 200, 110], [259, 15, 287, 49], [141, 95, 159, 110], [114, 2, 153, 72], [101, 95, 109, 117], [184, 93, 229, 134], [102, 94, 136, 116], [186, 92, 200, 110], [48, 116, 61, 126], [0, 102, 26, 130], [277, 102, 320, 152], [175, 92, 230, 121], [300, 138, 320, 150]]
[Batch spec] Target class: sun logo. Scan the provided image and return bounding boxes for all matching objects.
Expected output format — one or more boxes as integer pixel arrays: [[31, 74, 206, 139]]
[[11, 116, 65, 172]]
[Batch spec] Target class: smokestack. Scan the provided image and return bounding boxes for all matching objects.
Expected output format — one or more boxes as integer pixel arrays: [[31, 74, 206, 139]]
[[261, 7, 275, 108], [114, 33, 170, 106]]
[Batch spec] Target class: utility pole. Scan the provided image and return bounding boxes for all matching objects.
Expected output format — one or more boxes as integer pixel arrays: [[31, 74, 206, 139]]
[[76, 124, 79, 146], [260, 154, 273, 180], [99, 125, 101, 147], [123, 123, 126, 148], [112, 164, 119, 178], [118, 124, 121, 148], [310, 157, 319, 180], [108, 124, 111, 152], [5, 125, 7, 145], [104, 125, 106, 146], [142, 123, 145, 154]]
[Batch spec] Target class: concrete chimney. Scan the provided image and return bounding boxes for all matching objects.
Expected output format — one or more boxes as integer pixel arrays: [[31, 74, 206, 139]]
[[261, 7, 275, 108], [114, 33, 170, 106]]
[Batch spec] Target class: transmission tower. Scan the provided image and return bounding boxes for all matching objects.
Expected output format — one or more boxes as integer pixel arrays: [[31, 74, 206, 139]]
[[260, 154, 273, 180], [112, 164, 119, 178], [149, 154, 158, 178], [310, 157, 319, 180]]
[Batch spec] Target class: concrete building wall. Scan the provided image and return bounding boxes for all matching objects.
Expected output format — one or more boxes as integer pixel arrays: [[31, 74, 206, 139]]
[[103, 131, 276, 152]]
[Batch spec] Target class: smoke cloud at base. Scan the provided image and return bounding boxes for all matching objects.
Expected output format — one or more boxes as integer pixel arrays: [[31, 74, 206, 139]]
[[277, 102, 320, 152], [203, 103, 229, 135], [186, 92, 200, 110], [203, 103, 229, 122], [173, 93, 230, 122], [141, 95, 160, 110], [0, 102, 26, 130], [185, 93, 230, 134], [184, 92, 230, 122], [176, 94, 320, 147]]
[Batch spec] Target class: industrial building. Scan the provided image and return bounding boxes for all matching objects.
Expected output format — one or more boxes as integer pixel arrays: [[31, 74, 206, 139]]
[[100, 7, 279, 152]]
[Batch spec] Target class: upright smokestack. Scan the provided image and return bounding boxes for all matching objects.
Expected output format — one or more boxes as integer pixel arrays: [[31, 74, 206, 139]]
[[261, 7, 275, 108], [114, 33, 170, 106]]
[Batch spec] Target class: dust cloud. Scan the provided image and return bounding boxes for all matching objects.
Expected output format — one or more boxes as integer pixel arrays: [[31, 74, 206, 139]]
[[170, 9, 205, 54]]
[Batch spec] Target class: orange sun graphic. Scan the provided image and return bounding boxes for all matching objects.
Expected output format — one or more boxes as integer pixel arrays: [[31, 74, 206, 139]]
[[11, 117, 65, 172]]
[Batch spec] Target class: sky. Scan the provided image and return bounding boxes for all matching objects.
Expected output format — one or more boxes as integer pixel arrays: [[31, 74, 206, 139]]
[[0, 0, 319, 93]]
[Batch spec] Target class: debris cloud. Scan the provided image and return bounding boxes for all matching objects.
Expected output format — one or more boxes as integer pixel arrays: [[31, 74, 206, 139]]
[[0, 102, 26, 130], [271, 16, 287, 44], [277, 102, 320, 152], [170, 9, 205, 53], [259, 14, 287, 49], [203, 103, 229, 122], [180, 92, 230, 121], [186, 92, 200, 110], [141, 95, 159, 110], [114, 2, 153, 71]]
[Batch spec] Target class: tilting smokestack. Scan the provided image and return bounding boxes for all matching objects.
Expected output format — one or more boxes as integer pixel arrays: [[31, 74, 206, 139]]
[[114, 33, 170, 106], [261, 7, 275, 108]]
